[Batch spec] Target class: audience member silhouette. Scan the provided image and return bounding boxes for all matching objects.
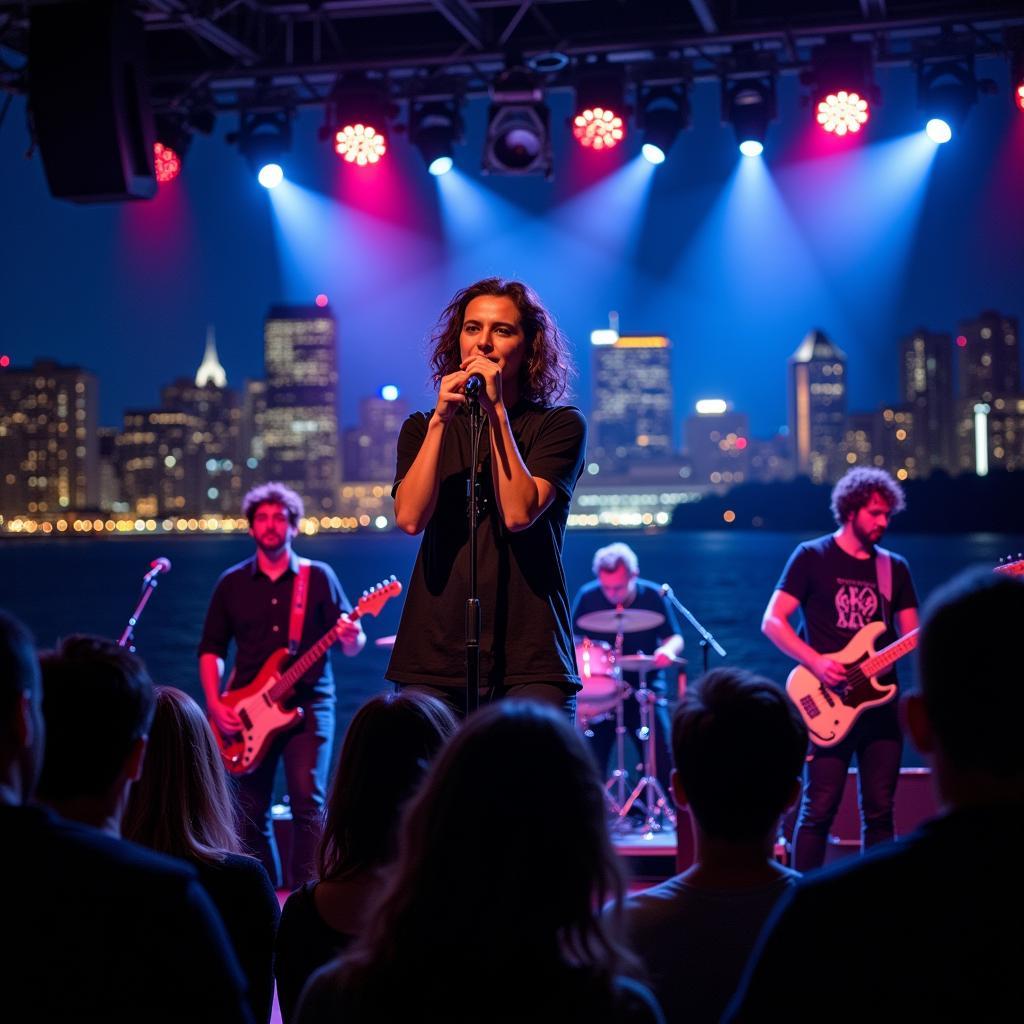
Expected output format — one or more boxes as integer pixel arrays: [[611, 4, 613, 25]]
[[618, 668, 807, 1023], [123, 686, 280, 1024], [2, 622, 252, 1023], [274, 689, 457, 1022], [295, 700, 665, 1024], [726, 568, 1024, 1021]]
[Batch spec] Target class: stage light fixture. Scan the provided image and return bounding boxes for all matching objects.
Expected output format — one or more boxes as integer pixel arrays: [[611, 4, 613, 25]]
[[152, 113, 194, 185], [807, 40, 877, 137], [411, 101, 462, 176], [572, 70, 627, 151], [483, 66, 552, 177], [638, 85, 688, 165], [235, 111, 292, 188], [321, 79, 393, 167], [724, 78, 775, 157], [1013, 49, 1024, 113], [918, 60, 983, 142]]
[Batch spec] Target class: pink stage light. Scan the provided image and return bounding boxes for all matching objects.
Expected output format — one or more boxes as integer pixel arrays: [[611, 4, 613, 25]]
[[0, 354, 10, 368], [334, 123, 387, 166], [153, 142, 182, 183], [815, 90, 870, 136], [1016, 81, 1024, 113], [572, 107, 625, 150], [956, 335, 968, 348], [315, 294, 329, 308]]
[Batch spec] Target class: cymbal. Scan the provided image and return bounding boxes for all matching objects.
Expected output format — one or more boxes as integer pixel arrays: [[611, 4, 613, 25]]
[[615, 653, 687, 671], [575, 608, 665, 633], [374, 634, 397, 648]]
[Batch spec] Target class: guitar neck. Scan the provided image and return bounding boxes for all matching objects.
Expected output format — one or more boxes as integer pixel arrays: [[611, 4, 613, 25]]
[[860, 626, 919, 678], [270, 606, 365, 703]]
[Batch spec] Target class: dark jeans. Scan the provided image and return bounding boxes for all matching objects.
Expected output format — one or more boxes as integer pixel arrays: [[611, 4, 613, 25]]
[[236, 697, 335, 889], [397, 682, 575, 722], [793, 699, 903, 871]]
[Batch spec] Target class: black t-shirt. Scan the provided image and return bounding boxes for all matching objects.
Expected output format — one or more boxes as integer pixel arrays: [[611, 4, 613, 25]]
[[198, 553, 350, 704], [571, 578, 682, 691], [776, 535, 918, 681], [386, 402, 587, 691]]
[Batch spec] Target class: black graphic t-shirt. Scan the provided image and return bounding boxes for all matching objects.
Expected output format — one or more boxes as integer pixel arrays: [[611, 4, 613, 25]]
[[386, 402, 587, 692], [776, 535, 918, 682]]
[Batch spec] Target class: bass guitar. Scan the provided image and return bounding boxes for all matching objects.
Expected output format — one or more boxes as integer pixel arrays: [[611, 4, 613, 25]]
[[212, 576, 402, 775], [787, 557, 1023, 746]]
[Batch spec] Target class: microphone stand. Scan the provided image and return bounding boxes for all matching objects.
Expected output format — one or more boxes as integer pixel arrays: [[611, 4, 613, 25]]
[[661, 583, 726, 676], [465, 395, 484, 714], [118, 569, 163, 652]]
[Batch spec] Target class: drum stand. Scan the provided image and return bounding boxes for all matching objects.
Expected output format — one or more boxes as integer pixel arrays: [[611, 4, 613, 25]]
[[617, 672, 676, 834], [602, 630, 631, 815]]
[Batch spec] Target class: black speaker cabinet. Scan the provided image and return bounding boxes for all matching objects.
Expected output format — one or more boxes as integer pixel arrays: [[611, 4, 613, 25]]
[[29, 1, 156, 202]]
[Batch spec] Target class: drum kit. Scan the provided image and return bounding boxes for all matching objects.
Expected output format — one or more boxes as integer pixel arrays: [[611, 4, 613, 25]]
[[377, 613, 684, 833], [575, 607, 685, 834]]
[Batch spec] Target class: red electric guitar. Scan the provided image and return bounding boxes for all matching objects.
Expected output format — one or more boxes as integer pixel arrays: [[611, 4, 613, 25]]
[[212, 576, 402, 775]]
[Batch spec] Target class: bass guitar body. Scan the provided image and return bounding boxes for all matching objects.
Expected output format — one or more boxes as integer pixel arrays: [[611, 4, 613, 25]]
[[213, 649, 303, 776], [786, 621, 895, 748]]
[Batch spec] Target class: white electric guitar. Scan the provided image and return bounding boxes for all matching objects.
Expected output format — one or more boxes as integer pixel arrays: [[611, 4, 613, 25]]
[[787, 558, 1024, 746]]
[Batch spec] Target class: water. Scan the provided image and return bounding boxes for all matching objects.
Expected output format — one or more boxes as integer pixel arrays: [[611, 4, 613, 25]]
[[4, 528, 1022, 774]]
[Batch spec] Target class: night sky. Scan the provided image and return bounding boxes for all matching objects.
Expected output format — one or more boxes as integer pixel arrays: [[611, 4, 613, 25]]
[[1, 57, 1022, 438]]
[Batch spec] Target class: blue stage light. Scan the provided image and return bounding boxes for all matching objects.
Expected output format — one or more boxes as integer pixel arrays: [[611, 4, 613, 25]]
[[380, 385, 400, 401], [428, 155, 453, 176], [258, 163, 284, 188], [642, 143, 666, 165], [739, 140, 764, 157], [925, 118, 952, 144]]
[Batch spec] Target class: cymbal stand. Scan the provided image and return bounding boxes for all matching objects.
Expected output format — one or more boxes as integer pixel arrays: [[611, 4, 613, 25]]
[[603, 626, 631, 816], [618, 670, 676, 834]]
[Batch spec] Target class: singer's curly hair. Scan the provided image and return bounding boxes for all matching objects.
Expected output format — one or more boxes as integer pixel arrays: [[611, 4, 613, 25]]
[[830, 467, 906, 526], [427, 278, 575, 407]]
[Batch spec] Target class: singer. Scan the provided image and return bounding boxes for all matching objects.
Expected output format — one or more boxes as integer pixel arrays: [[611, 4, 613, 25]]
[[198, 482, 365, 887], [386, 278, 586, 718]]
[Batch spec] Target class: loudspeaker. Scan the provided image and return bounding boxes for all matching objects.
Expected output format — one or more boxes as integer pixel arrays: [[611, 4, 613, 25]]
[[29, 1, 156, 202]]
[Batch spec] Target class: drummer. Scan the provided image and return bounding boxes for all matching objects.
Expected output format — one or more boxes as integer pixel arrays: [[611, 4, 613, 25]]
[[571, 542, 684, 794]]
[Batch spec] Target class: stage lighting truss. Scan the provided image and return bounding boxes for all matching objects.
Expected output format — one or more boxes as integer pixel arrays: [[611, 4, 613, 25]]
[[917, 59, 990, 139], [808, 41, 877, 137], [723, 77, 776, 155], [235, 111, 292, 184], [572, 70, 628, 151], [483, 66, 552, 177], [637, 84, 689, 164], [322, 80, 394, 167], [410, 100, 463, 175]]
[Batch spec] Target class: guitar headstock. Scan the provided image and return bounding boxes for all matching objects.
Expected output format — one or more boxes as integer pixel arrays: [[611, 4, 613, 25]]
[[995, 555, 1024, 578], [354, 575, 403, 618]]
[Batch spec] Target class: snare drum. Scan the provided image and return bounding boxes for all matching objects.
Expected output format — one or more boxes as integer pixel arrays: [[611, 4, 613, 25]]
[[575, 637, 620, 718]]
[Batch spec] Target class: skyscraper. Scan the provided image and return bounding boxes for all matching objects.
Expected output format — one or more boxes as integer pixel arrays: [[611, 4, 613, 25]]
[[0, 359, 98, 515], [261, 306, 341, 513], [957, 310, 1020, 403], [590, 335, 673, 472], [788, 328, 847, 484], [899, 328, 954, 476], [343, 393, 409, 482]]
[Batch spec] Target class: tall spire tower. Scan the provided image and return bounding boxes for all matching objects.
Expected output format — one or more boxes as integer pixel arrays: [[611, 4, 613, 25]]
[[195, 324, 228, 388]]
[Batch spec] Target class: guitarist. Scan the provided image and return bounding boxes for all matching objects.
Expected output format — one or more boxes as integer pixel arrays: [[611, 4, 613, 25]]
[[199, 483, 365, 887], [761, 467, 918, 871]]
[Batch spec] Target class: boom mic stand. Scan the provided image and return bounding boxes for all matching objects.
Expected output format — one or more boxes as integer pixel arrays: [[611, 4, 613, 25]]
[[119, 558, 172, 652], [660, 583, 726, 675]]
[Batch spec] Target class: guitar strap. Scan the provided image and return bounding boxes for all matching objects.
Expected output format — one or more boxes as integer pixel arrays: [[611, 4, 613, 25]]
[[875, 546, 893, 628], [288, 558, 313, 655]]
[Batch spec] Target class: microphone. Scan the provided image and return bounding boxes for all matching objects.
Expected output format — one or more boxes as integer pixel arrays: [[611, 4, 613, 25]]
[[144, 557, 172, 583], [661, 582, 674, 598], [464, 373, 485, 400]]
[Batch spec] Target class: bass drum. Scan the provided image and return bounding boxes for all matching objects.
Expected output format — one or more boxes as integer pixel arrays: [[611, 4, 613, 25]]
[[574, 637, 620, 721]]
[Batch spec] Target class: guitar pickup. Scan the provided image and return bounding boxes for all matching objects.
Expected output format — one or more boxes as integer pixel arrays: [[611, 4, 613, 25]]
[[799, 695, 821, 719], [238, 708, 253, 730]]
